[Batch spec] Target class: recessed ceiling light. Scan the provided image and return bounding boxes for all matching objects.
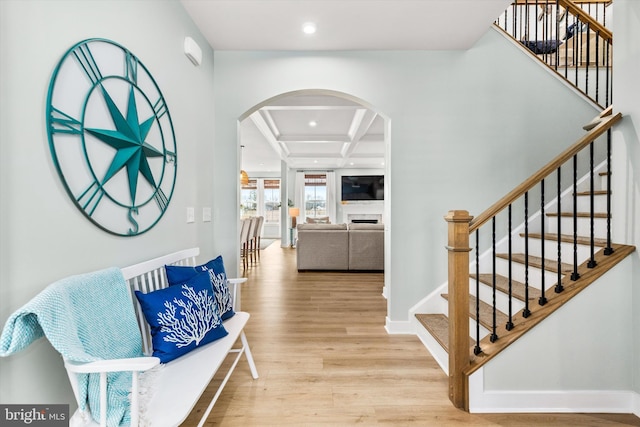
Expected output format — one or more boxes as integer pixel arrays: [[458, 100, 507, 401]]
[[309, 120, 317, 127], [302, 22, 317, 35]]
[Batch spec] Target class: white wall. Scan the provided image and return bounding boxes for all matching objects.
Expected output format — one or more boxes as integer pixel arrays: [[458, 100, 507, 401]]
[[0, 0, 216, 405], [212, 29, 600, 325], [611, 0, 640, 397]]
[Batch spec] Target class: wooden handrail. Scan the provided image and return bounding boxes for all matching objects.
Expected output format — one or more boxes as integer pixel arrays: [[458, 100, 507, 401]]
[[512, 0, 613, 42], [469, 110, 621, 233]]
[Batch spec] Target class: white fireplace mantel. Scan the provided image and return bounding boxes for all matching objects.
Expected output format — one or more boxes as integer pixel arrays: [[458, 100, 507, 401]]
[[340, 201, 384, 224]]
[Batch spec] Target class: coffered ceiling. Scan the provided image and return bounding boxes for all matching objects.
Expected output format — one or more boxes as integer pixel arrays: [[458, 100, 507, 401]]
[[180, 0, 513, 172], [241, 94, 385, 172]]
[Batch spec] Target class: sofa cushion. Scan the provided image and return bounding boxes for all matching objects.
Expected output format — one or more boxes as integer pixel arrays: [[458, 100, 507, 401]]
[[348, 223, 384, 230], [306, 216, 330, 224], [297, 223, 347, 231]]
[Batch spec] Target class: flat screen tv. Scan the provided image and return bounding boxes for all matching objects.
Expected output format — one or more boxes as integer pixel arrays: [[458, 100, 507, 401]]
[[341, 175, 384, 201]]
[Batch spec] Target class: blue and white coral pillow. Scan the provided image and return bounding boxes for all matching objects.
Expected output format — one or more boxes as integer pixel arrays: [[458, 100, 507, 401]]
[[165, 256, 235, 320], [135, 272, 228, 363]]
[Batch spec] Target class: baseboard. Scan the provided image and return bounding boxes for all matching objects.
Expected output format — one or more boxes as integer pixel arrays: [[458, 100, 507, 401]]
[[415, 320, 448, 375], [384, 316, 413, 334], [469, 368, 638, 414], [408, 281, 447, 316], [633, 391, 640, 418]]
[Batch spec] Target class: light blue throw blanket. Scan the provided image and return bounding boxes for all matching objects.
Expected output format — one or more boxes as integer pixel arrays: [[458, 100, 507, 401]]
[[0, 267, 143, 427]]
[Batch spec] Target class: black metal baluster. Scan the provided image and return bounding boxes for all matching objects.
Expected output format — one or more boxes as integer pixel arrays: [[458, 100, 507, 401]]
[[491, 217, 498, 343], [575, 18, 579, 83], [539, 179, 548, 306], [534, 0, 539, 51], [554, 0, 560, 71], [585, 22, 590, 97], [595, 30, 600, 104], [523, 192, 531, 318], [588, 141, 597, 268], [605, 128, 614, 255], [474, 230, 482, 355], [571, 154, 581, 280], [513, 3, 518, 39], [506, 205, 514, 331], [555, 167, 564, 293]]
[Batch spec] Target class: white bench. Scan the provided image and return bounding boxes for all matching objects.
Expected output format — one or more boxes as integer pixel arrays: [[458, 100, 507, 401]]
[[64, 248, 258, 427]]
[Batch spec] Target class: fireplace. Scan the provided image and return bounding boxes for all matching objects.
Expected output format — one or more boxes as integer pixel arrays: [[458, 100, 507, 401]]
[[347, 214, 383, 224]]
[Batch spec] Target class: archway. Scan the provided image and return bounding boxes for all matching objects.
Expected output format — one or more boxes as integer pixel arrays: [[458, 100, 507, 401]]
[[238, 89, 391, 299]]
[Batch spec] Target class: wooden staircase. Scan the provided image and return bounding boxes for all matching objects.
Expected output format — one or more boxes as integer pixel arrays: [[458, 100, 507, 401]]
[[414, 109, 636, 411]]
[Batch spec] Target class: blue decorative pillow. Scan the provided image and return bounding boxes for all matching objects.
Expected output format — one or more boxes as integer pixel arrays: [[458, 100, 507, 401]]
[[165, 256, 235, 320], [134, 272, 228, 363]]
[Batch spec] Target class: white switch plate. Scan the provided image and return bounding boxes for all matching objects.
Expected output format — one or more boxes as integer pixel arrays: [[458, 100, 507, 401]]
[[202, 207, 212, 222], [186, 207, 195, 223]]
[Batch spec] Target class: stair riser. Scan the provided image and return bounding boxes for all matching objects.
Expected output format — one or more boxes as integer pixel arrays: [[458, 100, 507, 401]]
[[546, 216, 609, 238], [469, 318, 490, 342], [494, 258, 562, 289], [574, 194, 608, 212], [577, 194, 607, 213], [471, 280, 526, 318], [521, 239, 596, 266], [441, 305, 491, 339]]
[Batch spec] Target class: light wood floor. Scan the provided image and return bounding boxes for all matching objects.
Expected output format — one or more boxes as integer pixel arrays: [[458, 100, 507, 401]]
[[185, 242, 640, 426]]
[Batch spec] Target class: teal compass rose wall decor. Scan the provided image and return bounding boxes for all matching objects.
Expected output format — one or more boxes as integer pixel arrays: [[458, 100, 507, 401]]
[[46, 38, 177, 236]]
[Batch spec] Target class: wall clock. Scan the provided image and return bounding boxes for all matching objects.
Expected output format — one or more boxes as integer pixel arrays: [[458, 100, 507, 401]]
[[46, 38, 177, 236]]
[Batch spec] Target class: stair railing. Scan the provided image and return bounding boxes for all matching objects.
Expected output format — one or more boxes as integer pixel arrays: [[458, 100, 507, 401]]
[[495, 0, 613, 108], [445, 108, 621, 410]]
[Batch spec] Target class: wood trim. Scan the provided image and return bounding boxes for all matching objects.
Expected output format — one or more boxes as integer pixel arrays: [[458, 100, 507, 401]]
[[514, 0, 611, 4], [511, 0, 612, 41], [445, 210, 474, 410], [469, 111, 621, 233]]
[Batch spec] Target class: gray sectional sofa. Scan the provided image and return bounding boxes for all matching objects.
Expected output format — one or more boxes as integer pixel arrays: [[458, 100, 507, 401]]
[[296, 223, 384, 271]]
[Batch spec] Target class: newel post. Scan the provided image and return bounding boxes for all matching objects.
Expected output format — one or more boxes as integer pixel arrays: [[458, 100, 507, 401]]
[[444, 210, 473, 410]]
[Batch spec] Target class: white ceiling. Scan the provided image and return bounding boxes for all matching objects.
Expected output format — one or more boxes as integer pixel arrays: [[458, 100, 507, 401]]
[[180, 0, 512, 172], [241, 94, 385, 172]]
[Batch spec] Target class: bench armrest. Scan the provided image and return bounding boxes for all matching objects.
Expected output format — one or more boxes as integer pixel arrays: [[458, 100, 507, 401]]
[[65, 357, 160, 427], [64, 356, 160, 374], [227, 278, 247, 309]]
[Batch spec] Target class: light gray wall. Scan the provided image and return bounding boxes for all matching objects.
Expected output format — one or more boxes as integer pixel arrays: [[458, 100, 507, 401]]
[[0, 0, 216, 405], [212, 29, 600, 323], [612, 0, 640, 396], [471, 0, 639, 398], [483, 258, 634, 391]]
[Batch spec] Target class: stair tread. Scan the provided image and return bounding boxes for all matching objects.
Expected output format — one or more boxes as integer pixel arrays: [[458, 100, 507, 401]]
[[547, 212, 609, 218], [442, 293, 510, 331], [471, 273, 540, 302], [575, 190, 608, 196], [522, 232, 607, 247], [497, 253, 573, 273], [415, 313, 450, 351]]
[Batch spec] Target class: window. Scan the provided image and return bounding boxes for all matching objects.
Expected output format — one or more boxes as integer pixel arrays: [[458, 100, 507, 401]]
[[241, 179, 257, 219], [241, 178, 281, 223], [263, 179, 281, 223], [304, 174, 327, 218]]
